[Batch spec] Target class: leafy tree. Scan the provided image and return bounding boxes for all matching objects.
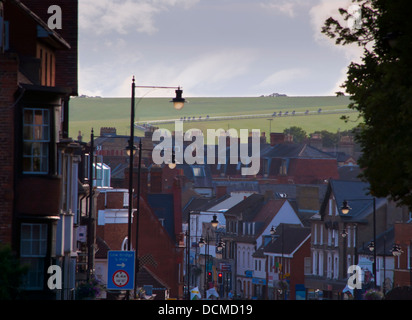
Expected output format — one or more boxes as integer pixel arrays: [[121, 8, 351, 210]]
[[283, 126, 307, 143], [323, 0, 412, 210], [310, 130, 338, 148], [0, 245, 28, 299]]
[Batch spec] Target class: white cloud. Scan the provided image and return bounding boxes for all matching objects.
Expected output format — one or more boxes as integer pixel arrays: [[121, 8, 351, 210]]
[[308, 0, 365, 95], [309, 0, 363, 60], [177, 50, 257, 88], [260, 0, 307, 18], [255, 68, 310, 91], [79, 0, 199, 35]]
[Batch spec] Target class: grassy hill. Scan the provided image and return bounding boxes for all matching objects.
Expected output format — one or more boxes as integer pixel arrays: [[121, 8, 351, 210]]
[[69, 96, 360, 140]]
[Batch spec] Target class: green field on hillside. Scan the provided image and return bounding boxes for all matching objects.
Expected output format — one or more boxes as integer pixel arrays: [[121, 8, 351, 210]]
[[69, 96, 360, 140]]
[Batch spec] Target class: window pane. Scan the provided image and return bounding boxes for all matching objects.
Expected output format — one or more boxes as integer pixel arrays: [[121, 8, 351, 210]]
[[34, 126, 43, 140], [43, 110, 49, 124], [22, 157, 32, 172], [41, 156, 48, 173], [23, 142, 32, 156], [23, 126, 33, 140], [33, 157, 41, 172], [21, 224, 31, 240], [21, 240, 31, 256], [21, 258, 45, 290], [34, 110, 43, 125], [32, 143, 41, 156], [23, 110, 33, 124]]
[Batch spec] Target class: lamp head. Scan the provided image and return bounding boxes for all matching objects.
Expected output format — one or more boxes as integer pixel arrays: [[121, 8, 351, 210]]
[[270, 226, 276, 235], [341, 200, 351, 215], [171, 87, 185, 110], [211, 214, 219, 228], [125, 144, 137, 156]]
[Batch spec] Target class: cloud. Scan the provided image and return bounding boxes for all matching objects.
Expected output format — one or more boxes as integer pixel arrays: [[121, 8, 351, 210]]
[[260, 0, 308, 18], [79, 0, 199, 35], [309, 0, 364, 59], [308, 0, 365, 95], [79, 48, 258, 98], [177, 50, 257, 88], [255, 68, 310, 91]]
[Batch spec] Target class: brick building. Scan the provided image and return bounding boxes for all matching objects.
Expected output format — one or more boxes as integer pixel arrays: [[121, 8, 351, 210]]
[[94, 177, 185, 299], [0, 0, 78, 299], [392, 223, 412, 288]]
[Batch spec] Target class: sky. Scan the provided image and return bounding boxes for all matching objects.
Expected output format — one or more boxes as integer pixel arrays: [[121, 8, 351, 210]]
[[78, 0, 364, 98]]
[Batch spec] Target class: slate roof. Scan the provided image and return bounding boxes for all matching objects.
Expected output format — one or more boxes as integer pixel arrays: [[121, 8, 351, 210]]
[[357, 226, 395, 256], [147, 193, 176, 242], [319, 179, 387, 224], [261, 143, 336, 159], [261, 224, 311, 256], [338, 165, 362, 181], [182, 194, 230, 222], [224, 193, 265, 222]]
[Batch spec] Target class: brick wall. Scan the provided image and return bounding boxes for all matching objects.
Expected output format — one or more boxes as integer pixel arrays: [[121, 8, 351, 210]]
[[20, 0, 78, 95], [0, 54, 18, 244]]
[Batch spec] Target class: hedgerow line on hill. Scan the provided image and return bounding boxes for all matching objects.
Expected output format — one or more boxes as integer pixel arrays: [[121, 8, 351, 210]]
[[135, 108, 358, 127]]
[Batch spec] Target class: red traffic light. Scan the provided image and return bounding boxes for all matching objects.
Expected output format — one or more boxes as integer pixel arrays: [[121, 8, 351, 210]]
[[218, 273, 223, 284]]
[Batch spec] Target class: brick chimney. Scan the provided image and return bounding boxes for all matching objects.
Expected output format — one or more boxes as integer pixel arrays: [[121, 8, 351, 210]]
[[150, 166, 163, 193], [216, 185, 227, 198], [270, 133, 285, 146]]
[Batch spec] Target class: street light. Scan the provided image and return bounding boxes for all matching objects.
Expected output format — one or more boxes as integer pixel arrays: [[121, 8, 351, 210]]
[[128, 77, 185, 299], [270, 225, 276, 235], [171, 87, 185, 110], [187, 211, 220, 300], [211, 215, 219, 228], [341, 197, 377, 288], [391, 244, 402, 257], [341, 200, 351, 215]]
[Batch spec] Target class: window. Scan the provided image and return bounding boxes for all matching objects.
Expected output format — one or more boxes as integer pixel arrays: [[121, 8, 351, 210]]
[[313, 224, 317, 244], [334, 229, 339, 247], [334, 255, 339, 279], [192, 166, 205, 177], [312, 251, 318, 275], [23, 108, 50, 174], [20, 223, 48, 290], [320, 225, 323, 245], [328, 229, 332, 246], [327, 254, 332, 278]]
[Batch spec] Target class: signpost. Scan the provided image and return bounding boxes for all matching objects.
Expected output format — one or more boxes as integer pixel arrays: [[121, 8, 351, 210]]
[[107, 250, 135, 290]]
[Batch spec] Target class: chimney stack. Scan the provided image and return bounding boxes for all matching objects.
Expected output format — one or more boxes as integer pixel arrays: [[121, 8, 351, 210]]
[[270, 133, 285, 146]]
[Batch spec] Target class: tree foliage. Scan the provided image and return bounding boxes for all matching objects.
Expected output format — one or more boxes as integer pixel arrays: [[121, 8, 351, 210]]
[[323, 0, 412, 209], [0, 245, 28, 299], [283, 126, 307, 143]]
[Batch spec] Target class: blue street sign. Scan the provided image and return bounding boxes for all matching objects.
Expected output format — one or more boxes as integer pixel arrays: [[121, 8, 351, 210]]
[[107, 250, 135, 290]]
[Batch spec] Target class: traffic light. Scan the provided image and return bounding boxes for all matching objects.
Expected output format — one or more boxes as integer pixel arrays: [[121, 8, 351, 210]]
[[218, 272, 223, 284], [207, 272, 212, 283]]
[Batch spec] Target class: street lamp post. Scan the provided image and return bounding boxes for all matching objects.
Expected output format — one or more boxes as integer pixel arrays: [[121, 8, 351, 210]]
[[341, 197, 377, 288], [186, 211, 220, 300], [127, 77, 185, 299], [198, 233, 209, 297], [270, 224, 285, 299]]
